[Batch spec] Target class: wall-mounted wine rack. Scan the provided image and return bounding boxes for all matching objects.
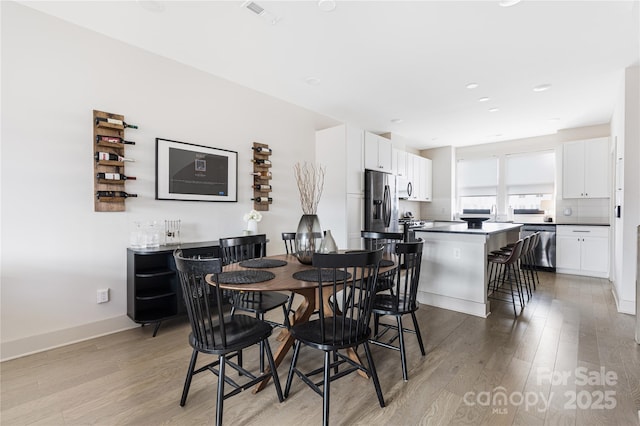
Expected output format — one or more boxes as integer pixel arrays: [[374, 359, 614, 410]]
[[93, 109, 137, 212], [252, 142, 272, 211]]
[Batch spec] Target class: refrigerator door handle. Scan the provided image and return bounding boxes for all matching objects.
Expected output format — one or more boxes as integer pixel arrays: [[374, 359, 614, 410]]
[[383, 185, 391, 227]]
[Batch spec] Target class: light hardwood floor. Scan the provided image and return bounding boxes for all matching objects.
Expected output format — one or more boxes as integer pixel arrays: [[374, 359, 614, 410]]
[[2, 272, 639, 425]]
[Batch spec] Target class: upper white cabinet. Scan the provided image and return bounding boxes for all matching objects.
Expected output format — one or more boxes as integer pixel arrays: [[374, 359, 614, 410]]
[[562, 138, 610, 198], [393, 148, 407, 177], [421, 157, 433, 201], [406, 153, 432, 202], [364, 132, 393, 173], [316, 124, 364, 249]]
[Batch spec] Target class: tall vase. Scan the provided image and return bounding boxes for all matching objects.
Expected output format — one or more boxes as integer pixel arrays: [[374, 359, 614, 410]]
[[294, 214, 323, 264]]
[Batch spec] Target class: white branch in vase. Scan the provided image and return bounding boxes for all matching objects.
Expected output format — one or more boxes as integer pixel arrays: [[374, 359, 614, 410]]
[[294, 162, 325, 215]]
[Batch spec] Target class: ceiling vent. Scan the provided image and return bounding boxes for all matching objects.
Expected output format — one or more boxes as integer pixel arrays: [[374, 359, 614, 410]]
[[241, 1, 280, 25], [244, 1, 265, 16]]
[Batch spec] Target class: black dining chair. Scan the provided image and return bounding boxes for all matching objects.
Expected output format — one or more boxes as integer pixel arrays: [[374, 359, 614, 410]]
[[281, 232, 298, 325], [361, 230, 404, 293], [284, 248, 385, 426], [370, 240, 426, 382], [173, 249, 283, 426], [219, 234, 290, 371]]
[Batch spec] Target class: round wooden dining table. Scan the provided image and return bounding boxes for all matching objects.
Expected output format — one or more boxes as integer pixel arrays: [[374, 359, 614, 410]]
[[205, 252, 396, 393]]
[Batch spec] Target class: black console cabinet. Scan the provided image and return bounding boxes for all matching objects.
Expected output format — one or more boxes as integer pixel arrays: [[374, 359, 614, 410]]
[[127, 241, 220, 336]]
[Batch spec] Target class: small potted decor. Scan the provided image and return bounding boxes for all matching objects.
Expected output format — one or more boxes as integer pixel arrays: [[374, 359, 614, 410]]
[[243, 209, 262, 235]]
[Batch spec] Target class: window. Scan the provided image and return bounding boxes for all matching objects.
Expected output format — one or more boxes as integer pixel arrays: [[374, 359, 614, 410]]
[[456, 158, 498, 213], [505, 151, 555, 195]]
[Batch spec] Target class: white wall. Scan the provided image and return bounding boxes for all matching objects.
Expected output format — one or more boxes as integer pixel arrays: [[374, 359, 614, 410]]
[[0, 2, 338, 360], [611, 65, 640, 315], [419, 146, 455, 221]]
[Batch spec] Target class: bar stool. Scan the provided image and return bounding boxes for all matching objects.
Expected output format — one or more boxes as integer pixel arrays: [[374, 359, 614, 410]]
[[487, 238, 525, 318]]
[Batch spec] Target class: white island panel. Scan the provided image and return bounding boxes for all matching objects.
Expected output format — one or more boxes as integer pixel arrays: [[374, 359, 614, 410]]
[[415, 223, 522, 317]]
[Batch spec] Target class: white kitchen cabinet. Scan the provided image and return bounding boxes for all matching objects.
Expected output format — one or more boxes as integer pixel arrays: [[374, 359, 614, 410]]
[[393, 148, 407, 177], [562, 138, 610, 198], [364, 132, 393, 173], [556, 225, 609, 278], [316, 124, 364, 249], [346, 193, 364, 249], [422, 157, 433, 201], [406, 153, 432, 202]]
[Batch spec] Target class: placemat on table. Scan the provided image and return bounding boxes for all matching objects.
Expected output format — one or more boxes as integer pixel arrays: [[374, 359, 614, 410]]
[[239, 258, 287, 268], [292, 269, 352, 282], [216, 270, 275, 284]]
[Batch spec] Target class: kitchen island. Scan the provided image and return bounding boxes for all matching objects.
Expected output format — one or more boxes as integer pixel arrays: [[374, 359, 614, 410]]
[[414, 222, 522, 317]]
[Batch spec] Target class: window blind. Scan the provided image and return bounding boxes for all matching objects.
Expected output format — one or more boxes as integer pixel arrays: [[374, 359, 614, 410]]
[[505, 151, 555, 194], [457, 158, 498, 196]]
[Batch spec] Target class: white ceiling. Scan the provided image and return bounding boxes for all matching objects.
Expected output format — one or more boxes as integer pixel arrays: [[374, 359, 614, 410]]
[[20, 0, 640, 149]]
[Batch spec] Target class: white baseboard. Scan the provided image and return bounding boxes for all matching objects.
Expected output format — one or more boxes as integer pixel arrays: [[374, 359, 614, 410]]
[[611, 285, 636, 315], [555, 268, 609, 279], [0, 315, 138, 362], [417, 291, 489, 318]]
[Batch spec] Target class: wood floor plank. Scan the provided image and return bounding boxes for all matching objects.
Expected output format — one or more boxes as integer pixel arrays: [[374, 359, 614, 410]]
[[2, 271, 639, 425]]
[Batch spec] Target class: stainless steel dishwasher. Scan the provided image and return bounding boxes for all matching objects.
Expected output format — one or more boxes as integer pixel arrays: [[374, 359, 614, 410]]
[[521, 224, 556, 271]]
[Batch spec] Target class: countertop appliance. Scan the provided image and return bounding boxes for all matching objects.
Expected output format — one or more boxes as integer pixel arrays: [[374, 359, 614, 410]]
[[365, 170, 398, 232], [521, 224, 556, 271]]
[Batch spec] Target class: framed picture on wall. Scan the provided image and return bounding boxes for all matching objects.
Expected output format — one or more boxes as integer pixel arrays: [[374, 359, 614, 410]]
[[155, 138, 238, 202]]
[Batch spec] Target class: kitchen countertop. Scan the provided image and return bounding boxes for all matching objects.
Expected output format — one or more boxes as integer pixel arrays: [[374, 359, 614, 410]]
[[414, 222, 523, 235]]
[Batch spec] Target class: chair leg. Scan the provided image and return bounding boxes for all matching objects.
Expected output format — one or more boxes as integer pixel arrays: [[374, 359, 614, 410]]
[[323, 351, 331, 426], [258, 313, 265, 373], [284, 341, 301, 398], [397, 316, 408, 382], [410, 312, 426, 356], [263, 338, 284, 402], [362, 341, 385, 408], [180, 349, 199, 406], [216, 354, 225, 426]]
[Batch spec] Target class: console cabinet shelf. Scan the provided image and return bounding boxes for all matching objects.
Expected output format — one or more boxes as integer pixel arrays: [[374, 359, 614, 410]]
[[127, 241, 220, 336]]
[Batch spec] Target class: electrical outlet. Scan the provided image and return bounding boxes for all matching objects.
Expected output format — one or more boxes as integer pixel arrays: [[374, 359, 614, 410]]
[[97, 288, 109, 304], [453, 248, 461, 259]]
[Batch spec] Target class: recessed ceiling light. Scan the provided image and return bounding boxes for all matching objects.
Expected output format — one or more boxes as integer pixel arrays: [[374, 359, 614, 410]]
[[533, 84, 552, 92], [305, 77, 321, 86], [499, 0, 521, 7], [390, 118, 404, 124], [466, 83, 479, 89], [478, 97, 490, 102], [318, 0, 337, 12], [489, 107, 499, 112]]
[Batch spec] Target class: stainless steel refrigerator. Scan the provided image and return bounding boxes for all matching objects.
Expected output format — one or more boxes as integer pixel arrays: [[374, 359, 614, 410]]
[[364, 170, 399, 232]]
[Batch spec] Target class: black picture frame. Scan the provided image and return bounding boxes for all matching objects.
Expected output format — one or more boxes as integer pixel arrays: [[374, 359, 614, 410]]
[[155, 138, 238, 202]]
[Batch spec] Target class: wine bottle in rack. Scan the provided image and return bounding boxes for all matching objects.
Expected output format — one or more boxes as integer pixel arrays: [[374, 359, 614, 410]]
[[95, 117, 139, 129], [250, 171, 272, 177], [95, 152, 135, 162], [96, 172, 137, 181], [252, 146, 272, 154], [251, 159, 272, 165], [251, 197, 273, 203], [96, 191, 138, 199], [252, 184, 272, 191], [96, 135, 136, 145]]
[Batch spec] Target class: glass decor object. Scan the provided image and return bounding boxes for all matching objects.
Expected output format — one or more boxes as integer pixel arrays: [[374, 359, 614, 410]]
[[294, 214, 323, 264], [164, 219, 181, 245], [319, 229, 338, 253]]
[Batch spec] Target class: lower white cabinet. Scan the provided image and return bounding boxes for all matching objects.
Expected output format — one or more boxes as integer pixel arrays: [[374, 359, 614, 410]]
[[556, 225, 609, 278]]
